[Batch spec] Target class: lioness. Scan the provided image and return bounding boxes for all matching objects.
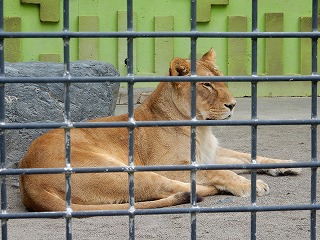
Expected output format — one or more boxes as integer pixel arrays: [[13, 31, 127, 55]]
[[19, 49, 301, 212]]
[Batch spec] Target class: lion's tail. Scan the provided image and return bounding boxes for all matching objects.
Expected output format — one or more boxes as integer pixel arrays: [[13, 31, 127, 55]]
[[22, 189, 203, 212]]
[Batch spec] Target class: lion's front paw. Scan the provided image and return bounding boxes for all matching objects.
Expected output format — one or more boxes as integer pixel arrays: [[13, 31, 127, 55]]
[[230, 178, 269, 197], [264, 160, 302, 176], [256, 179, 270, 196]]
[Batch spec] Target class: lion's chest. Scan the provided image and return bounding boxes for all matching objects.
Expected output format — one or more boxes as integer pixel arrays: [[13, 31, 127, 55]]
[[195, 128, 218, 164]]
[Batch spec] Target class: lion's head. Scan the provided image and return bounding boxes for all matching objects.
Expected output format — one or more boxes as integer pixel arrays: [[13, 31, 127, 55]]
[[169, 48, 236, 120]]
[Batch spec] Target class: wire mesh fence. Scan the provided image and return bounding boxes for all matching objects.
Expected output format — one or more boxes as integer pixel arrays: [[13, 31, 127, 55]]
[[0, 0, 319, 239]]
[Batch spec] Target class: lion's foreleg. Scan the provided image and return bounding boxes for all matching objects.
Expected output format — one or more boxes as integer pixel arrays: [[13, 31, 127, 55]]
[[215, 147, 301, 176], [197, 169, 269, 197]]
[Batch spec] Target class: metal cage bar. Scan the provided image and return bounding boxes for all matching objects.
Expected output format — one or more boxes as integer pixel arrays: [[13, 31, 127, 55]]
[[4, 31, 320, 39], [0, 161, 318, 176], [0, 0, 319, 239], [0, 0, 7, 239], [62, 0, 73, 239], [310, 1, 319, 239], [2, 118, 320, 130], [126, 0, 136, 239], [250, 0, 258, 239], [190, 1, 198, 239], [2, 74, 320, 84], [0, 202, 319, 219]]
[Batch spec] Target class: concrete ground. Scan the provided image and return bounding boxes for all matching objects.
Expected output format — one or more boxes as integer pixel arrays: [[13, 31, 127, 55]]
[[5, 93, 320, 239]]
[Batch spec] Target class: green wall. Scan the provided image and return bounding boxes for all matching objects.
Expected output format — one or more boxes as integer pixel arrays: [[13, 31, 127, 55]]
[[3, 0, 320, 96]]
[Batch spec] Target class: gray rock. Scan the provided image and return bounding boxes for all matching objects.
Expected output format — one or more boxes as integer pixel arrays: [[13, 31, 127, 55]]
[[4, 61, 120, 165]]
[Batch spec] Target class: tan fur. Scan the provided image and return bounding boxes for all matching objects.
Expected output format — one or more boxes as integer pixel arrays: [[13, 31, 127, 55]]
[[19, 49, 301, 212]]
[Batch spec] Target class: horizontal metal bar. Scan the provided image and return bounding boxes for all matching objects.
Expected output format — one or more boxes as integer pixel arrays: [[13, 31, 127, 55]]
[[1, 118, 320, 130], [1, 31, 320, 39], [74, 203, 320, 216], [1, 204, 320, 219], [1, 75, 320, 84], [2, 161, 319, 176]]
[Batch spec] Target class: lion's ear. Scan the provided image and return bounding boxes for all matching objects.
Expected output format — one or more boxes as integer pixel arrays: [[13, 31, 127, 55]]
[[169, 58, 190, 76], [200, 48, 217, 65]]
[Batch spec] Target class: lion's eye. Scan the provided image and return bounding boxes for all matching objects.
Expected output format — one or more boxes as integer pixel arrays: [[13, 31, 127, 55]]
[[203, 82, 214, 90]]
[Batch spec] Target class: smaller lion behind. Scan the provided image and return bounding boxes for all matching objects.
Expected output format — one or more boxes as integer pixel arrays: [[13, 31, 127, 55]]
[[19, 49, 301, 212]]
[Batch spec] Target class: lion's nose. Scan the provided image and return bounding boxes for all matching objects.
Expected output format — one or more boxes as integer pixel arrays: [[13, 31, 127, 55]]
[[225, 102, 236, 111]]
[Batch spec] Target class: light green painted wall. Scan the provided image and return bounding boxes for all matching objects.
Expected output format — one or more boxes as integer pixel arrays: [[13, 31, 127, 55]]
[[3, 0, 319, 96]]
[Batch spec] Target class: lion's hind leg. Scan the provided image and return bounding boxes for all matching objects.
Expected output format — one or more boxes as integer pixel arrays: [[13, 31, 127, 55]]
[[132, 172, 217, 205], [22, 171, 215, 212], [22, 184, 201, 212]]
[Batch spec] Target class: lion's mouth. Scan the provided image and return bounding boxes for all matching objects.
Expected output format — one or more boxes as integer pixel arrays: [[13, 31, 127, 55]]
[[205, 115, 231, 120]]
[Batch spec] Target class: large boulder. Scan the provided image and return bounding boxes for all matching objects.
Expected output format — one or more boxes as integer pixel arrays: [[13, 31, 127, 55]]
[[4, 61, 120, 165]]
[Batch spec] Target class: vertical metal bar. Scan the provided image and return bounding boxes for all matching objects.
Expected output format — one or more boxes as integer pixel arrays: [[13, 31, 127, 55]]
[[250, 0, 258, 239], [63, 0, 72, 239], [127, 0, 135, 239], [310, 1, 318, 239], [190, 1, 197, 239], [0, 0, 7, 238]]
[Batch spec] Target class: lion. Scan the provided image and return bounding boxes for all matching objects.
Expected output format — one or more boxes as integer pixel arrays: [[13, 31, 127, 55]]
[[19, 49, 301, 212]]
